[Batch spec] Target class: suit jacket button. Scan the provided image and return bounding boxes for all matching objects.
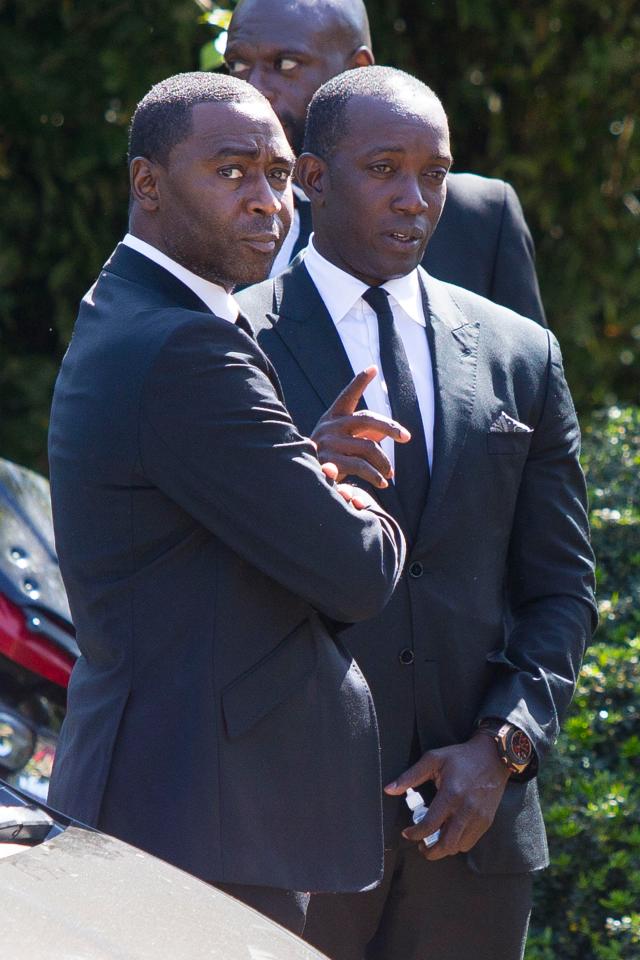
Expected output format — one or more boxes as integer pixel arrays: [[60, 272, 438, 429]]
[[408, 561, 424, 578], [399, 648, 415, 665]]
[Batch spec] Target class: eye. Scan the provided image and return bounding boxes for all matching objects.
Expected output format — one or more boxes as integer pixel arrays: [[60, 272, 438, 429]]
[[218, 166, 244, 179], [270, 168, 292, 183], [425, 169, 448, 184], [275, 57, 298, 72], [226, 59, 250, 75], [369, 163, 394, 175]]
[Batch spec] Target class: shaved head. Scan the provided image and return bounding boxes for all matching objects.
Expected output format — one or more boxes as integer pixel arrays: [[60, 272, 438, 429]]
[[226, 0, 374, 153], [233, 0, 371, 49]]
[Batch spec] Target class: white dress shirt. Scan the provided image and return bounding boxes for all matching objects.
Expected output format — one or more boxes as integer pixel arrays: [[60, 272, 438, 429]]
[[122, 233, 239, 323], [303, 236, 434, 470]]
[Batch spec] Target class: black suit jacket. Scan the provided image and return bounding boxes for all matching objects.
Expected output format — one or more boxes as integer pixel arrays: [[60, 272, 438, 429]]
[[47, 244, 406, 892], [237, 261, 596, 875], [293, 171, 546, 326]]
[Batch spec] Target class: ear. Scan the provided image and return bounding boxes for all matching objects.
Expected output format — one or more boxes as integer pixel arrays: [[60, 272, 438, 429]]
[[350, 45, 375, 68], [295, 152, 328, 205], [129, 156, 162, 212]]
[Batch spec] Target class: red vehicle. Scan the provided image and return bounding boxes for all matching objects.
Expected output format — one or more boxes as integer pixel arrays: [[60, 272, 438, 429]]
[[0, 458, 77, 800]]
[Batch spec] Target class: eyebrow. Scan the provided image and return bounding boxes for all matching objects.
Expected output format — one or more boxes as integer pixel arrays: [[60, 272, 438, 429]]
[[364, 146, 453, 163], [225, 43, 314, 59], [209, 145, 295, 165]]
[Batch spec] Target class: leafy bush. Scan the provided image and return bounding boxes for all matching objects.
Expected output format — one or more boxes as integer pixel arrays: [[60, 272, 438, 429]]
[[0, 0, 208, 471], [527, 406, 640, 960]]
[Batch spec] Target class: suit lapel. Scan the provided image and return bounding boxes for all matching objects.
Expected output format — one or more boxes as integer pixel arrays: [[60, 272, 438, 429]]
[[271, 261, 356, 410], [415, 270, 480, 549], [270, 261, 406, 524]]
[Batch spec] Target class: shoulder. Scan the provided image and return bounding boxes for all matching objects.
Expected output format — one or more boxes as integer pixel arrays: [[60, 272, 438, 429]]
[[422, 267, 550, 361], [445, 171, 516, 215], [150, 310, 269, 372]]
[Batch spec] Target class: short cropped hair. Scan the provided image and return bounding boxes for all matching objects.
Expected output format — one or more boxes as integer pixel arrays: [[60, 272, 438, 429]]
[[303, 65, 444, 160], [128, 71, 266, 166]]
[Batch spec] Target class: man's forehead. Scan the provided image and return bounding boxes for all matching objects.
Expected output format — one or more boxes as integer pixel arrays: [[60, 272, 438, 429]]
[[343, 94, 450, 143], [228, 0, 343, 49], [186, 100, 294, 158]]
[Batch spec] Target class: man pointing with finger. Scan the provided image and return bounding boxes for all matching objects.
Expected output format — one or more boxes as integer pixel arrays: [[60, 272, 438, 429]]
[[238, 67, 596, 960]]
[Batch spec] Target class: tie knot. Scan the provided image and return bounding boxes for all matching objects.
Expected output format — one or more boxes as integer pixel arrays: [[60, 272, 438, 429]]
[[362, 286, 392, 317]]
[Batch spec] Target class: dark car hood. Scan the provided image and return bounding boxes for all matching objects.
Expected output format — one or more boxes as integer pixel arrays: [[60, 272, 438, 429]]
[[1, 823, 326, 960]]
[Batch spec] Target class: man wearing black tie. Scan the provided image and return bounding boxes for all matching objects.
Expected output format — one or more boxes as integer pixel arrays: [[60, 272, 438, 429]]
[[237, 67, 596, 960], [47, 71, 406, 934]]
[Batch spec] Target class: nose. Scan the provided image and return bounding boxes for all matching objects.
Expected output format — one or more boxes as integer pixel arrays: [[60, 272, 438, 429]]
[[247, 174, 283, 216], [246, 65, 276, 104], [392, 175, 429, 216]]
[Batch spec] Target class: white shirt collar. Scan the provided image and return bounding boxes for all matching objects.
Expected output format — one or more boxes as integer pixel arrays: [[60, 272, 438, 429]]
[[303, 234, 425, 327], [122, 234, 239, 323]]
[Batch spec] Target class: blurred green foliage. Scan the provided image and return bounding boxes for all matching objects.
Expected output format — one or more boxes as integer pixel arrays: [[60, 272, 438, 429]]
[[0, 0, 637, 469], [527, 406, 640, 960], [0, 0, 208, 471]]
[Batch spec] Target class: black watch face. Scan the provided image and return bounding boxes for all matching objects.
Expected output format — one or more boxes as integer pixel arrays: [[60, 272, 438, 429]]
[[508, 728, 532, 764]]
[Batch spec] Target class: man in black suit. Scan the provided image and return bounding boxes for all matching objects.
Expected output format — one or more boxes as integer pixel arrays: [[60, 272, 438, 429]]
[[237, 66, 596, 959], [47, 71, 406, 934], [225, 0, 546, 325]]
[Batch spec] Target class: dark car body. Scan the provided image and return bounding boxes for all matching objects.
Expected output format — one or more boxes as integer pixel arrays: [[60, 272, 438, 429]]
[[1, 778, 326, 959]]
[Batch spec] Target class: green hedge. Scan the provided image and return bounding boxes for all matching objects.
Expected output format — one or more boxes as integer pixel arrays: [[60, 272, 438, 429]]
[[0, 0, 207, 471], [527, 406, 640, 960]]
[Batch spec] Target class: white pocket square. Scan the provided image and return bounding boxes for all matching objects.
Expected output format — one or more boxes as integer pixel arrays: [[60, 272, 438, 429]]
[[489, 412, 533, 434]]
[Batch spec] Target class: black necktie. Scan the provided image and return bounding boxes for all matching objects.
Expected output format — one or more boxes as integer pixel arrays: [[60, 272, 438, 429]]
[[362, 286, 430, 535]]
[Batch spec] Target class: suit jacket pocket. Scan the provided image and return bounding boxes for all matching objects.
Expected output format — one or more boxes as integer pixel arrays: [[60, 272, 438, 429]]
[[222, 617, 318, 740], [487, 431, 532, 455]]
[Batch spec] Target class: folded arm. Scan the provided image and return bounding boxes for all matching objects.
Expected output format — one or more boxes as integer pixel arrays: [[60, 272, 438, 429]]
[[139, 315, 406, 623]]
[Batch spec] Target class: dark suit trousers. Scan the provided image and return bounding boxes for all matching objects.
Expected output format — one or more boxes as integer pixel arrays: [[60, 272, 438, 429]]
[[214, 882, 310, 935], [303, 842, 533, 960]]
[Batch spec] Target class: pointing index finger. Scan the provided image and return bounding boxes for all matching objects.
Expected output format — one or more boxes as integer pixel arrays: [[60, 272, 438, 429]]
[[326, 366, 378, 417]]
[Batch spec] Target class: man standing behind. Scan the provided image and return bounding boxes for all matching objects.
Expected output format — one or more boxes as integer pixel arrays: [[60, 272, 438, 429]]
[[225, 0, 547, 326], [47, 72, 406, 934], [237, 67, 596, 959]]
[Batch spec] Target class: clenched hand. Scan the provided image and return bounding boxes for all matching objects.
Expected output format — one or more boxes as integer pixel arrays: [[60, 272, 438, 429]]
[[384, 734, 511, 860]]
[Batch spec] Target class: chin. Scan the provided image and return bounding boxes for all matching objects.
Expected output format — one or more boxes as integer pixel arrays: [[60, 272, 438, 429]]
[[229, 261, 275, 290], [372, 256, 423, 282]]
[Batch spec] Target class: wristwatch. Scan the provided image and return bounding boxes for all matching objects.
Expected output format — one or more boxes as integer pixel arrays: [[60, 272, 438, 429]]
[[476, 719, 534, 776]]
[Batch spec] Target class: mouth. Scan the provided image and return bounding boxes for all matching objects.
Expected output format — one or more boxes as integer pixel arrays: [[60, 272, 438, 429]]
[[384, 227, 426, 248], [241, 233, 279, 254]]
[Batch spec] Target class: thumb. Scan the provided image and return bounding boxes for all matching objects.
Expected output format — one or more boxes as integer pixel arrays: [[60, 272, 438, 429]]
[[384, 750, 442, 795]]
